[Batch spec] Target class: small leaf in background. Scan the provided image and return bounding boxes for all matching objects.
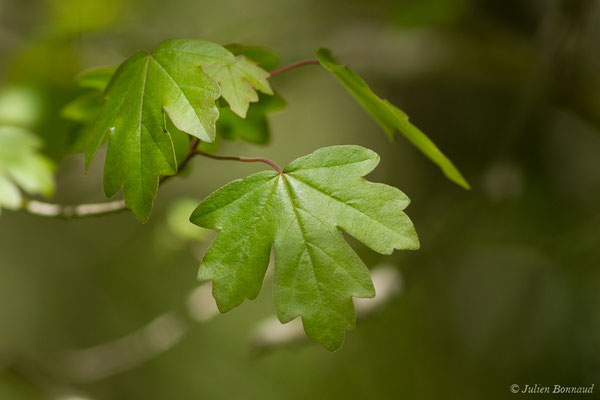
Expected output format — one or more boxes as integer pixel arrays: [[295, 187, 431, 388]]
[[0, 87, 44, 128], [62, 65, 115, 125], [190, 145, 419, 350], [61, 91, 104, 124], [316, 48, 470, 190], [217, 92, 286, 145], [0, 126, 55, 213], [167, 198, 211, 242], [61, 67, 116, 153], [203, 55, 273, 118], [75, 66, 117, 91], [85, 39, 236, 222]]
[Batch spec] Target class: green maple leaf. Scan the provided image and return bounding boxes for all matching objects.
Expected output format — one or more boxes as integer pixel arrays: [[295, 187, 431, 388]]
[[190, 145, 419, 350], [85, 39, 237, 222], [0, 126, 54, 213], [203, 55, 273, 118], [65, 46, 281, 148], [316, 48, 470, 190]]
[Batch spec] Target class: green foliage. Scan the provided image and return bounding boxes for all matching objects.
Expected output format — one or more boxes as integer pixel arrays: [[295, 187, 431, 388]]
[[166, 197, 211, 241], [64, 40, 279, 221], [0, 127, 54, 213], [63, 55, 284, 149], [316, 48, 470, 189], [203, 54, 273, 118], [61, 91, 103, 124], [84, 39, 275, 222], [0, 87, 43, 128], [8, 38, 469, 350], [214, 44, 284, 145], [190, 145, 418, 350]]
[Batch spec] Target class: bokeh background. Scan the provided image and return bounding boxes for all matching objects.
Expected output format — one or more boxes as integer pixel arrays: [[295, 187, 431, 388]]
[[1, 0, 600, 398]]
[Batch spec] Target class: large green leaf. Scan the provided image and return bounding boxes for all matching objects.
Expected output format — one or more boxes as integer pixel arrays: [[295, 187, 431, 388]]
[[85, 39, 237, 222], [0, 126, 54, 213], [316, 48, 470, 190], [190, 145, 419, 350]]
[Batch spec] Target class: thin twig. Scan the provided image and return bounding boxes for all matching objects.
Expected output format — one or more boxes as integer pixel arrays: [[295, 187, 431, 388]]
[[160, 138, 200, 185], [193, 149, 283, 173], [270, 59, 319, 76], [20, 139, 201, 219], [19, 138, 283, 219]]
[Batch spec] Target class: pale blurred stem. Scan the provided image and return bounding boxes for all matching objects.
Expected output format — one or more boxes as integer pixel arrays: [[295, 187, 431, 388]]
[[270, 59, 319, 76], [20, 198, 128, 219], [19, 138, 282, 219]]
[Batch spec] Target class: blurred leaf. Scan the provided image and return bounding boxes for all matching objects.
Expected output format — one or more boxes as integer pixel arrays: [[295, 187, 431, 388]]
[[190, 145, 418, 350], [85, 39, 235, 222], [61, 67, 115, 153], [0, 126, 55, 213], [217, 92, 285, 145], [316, 48, 470, 189], [167, 197, 211, 241], [75, 66, 117, 91], [61, 91, 103, 123], [60, 92, 104, 154], [0, 175, 21, 210], [225, 44, 280, 71], [0, 87, 43, 128], [204, 55, 273, 118], [49, 0, 130, 34]]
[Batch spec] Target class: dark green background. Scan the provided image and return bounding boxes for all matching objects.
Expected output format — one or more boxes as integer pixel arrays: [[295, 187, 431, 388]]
[[1, 0, 599, 398]]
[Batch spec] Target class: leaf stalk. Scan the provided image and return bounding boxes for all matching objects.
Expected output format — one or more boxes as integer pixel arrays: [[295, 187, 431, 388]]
[[269, 59, 319, 76]]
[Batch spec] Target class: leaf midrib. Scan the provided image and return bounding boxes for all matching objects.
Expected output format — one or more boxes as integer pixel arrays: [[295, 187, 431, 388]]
[[135, 57, 151, 197], [280, 174, 328, 313], [149, 54, 212, 138]]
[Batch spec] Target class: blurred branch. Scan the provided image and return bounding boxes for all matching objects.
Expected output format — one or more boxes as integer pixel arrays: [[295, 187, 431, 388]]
[[17, 138, 201, 219], [17, 138, 285, 219], [46, 266, 403, 381], [59, 312, 188, 382], [20, 198, 127, 219], [56, 282, 221, 383], [270, 59, 319, 76]]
